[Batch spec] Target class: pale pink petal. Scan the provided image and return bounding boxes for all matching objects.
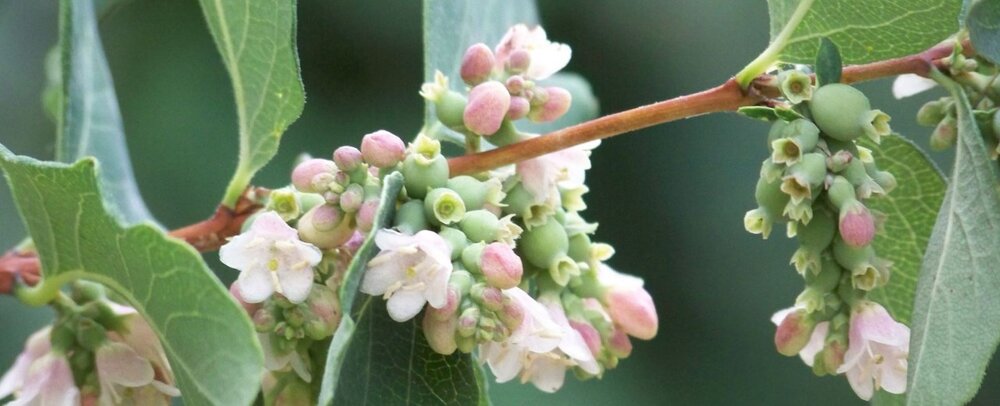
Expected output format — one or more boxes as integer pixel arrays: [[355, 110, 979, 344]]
[[252, 211, 298, 240], [218, 234, 254, 270], [846, 364, 875, 401], [770, 307, 795, 326], [799, 321, 828, 367], [527, 357, 567, 393], [414, 230, 453, 268], [237, 266, 275, 303], [892, 74, 937, 99], [289, 352, 312, 383], [360, 260, 407, 296], [97, 342, 155, 388], [276, 267, 315, 304], [374, 229, 417, 250], [526, 42, 571, 80], [482, 343, 521, 383], [423, 260, 451, 309], [151, 380, 181, 397], [386, 289, 427, 322], [878, 361, 907, 395]]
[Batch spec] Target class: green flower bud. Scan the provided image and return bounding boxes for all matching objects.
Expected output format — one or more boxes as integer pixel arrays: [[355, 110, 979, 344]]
[[780, 153, 826, 204], [401, 135, 448, 199], [916, 98, 948, 126], [457, 307, 480, 338], [283, 306, 306, 328], [424, 188, 467, 225], [438, 227, 469, 261], [461, 242, 486, 274], [69, 350, 95, 381], [568, 233, 592, 263], [76, 318, 107, 351], [297, 204, 354, 249], [450, 269, 474, 295], [446, 176, 505, 210], [518, 217, 569, 270], [842, 159, 884, 199], [778, 70, 813, 104], [459, 210, 501, 242], [770, 119, 820, 165], [71, 281, 106, 304], [394, 200, 429, 235], [50, 321, 76, 353], [253, 308, 277, 333], [930, 115, 958, 150]]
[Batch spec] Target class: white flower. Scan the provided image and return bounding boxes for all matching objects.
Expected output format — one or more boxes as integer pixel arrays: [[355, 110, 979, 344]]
[[836, 301, 909, 400], [891, 74, 938, 99], [0, 326, 55, 401], [220, 211, 323, 304], [519, 296, 601, 393], [8, 353, 79, 406], [494, 24, 572, 80], [770, 306, 828, 367], [516, 137, 598, 206], [479, 288, 563, 383], [97, 305, 179, 405], [259, 333, 312, 383], [361, 229, 453, 322]]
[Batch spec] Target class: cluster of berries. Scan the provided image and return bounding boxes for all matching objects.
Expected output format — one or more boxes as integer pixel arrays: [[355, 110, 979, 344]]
[[745, 71, 910, 400]]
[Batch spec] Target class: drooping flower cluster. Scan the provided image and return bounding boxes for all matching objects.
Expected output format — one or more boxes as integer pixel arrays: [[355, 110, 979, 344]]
[[745, 72, 909, 400], [0, 282, 178, 405]]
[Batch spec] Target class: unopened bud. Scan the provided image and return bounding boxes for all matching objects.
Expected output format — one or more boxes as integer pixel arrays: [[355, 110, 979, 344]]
[[480, 242, 523, 289], [930, 115, 958, 150], [423, 312, 458, 355], [253, 307, 277, 333], [507, 49, 531, 73], [605, 284, 658, 340], [827, 150, 853, 173], [569, 319, 602, 356], [608, 329, 633, 358], [464, 81, 511, 136], [506, 75, 526, 94], [528, 86, 572, 123], [304, 285, 341, 340], [429, 286, 461, 320], [297, 204, 353, 249], [774, 309, 817, 356], [460, 43, 496, 85], [838, 200, 875, 247], [361, 130, 406, 168], [339, 183, 364, 213], [333, 146, 364, 172], [273, 379, 312, 406], [916, 99, 948, 126], [355, 198, 380, 232], [507, 96, 530, 120], [457, 307, 480, 338], [291, 159, 337, 193]]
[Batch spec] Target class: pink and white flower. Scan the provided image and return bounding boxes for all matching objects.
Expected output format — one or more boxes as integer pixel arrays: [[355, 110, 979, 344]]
[[479, 288, 563, 383], [770, 306, 828, 367], [494, 24, 572, 80], [597, 264, 658, 340], [99, 304, 179, 405], [220, 211, 323, 304], [6, 353, 79, 406], [515, 138, 598, 206], [361, 230, 453, 322], [518, 296, 601, 393], [837, 301, 909, 401], [0, 326, 64, 403]]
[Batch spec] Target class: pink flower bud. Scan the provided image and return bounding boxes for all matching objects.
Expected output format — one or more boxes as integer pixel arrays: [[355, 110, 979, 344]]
[[820, 339, 846, 374], [360, 130, 406, 168], [505, 75, 525, 94], [774, 308, 818, 356], [423, 312, 458, 355], [507, 49, 531, 73], [291, 159, 336, 193], [460, 43, 495, 86], [605, 285, 658, 340], [428, 287, 460, 321], [569, 319, 602, 356], [463, 81, 511, 136], [529, 86, 572, 122], [297, 204, 353, 249], [839, 200, 875, 247], [339, 184, 364, 213], [480, 242, 523, 289], [479, 286, 504, 311], [333, 146, 364, 172], [229, 283, 260, 315], [308, 204, 342, 232], [507, 96, 530, 120], [608, 329, 633, 358], [356, 198, 380, 232], [343, 231, 365, 253], [499, 298, 525, 330]]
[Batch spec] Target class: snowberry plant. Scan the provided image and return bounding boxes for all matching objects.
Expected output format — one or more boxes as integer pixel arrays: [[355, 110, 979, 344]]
[[0, 0, 999, 404]]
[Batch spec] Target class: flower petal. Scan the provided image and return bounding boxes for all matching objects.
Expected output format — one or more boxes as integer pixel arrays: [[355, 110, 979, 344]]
[[360, 257, 407, 296], [386, 289, 427, 322], [218, 233, 254, 270], [799, 321, 828, 367], [276, 267, 315, 304], [252, 211, 298, 240], [892, 74, 937, 99], [845, 363, 875, 401], [96, 342, 155, 388], [237, 266, 275, 304], [527, 356, 566, 393]]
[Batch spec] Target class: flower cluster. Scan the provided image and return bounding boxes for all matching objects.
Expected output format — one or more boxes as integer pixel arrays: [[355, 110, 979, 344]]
[[745, 72, 910, 400], [0, 282, 178, 405]]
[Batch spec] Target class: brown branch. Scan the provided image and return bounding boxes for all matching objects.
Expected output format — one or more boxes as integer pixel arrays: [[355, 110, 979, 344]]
[[0, 188, 265, 295], [448, 42, 967, 176]]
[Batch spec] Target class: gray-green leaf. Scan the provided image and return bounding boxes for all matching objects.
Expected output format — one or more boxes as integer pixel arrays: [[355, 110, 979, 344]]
[[0, 147, 263, 406], [814, 37, 842, 87], [906, 73, 1000, 405], [766, 0, 961, 64], [423, 0, 538, 122], [968, 0, 1000, 65], [199, 0, 305, 207], [57, 0, 152, 224]]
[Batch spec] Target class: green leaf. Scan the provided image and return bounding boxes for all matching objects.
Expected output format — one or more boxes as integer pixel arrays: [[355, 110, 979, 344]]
[[859, 136, 946, 326], [766, 0, 961, 64], [199, 0, 305, 207], [968, 0, 1000, 65], [814, 37, 842, 87], [738, 106, 779, 122], [0, 147, 263, 406], [56, 0, 152, 224], [906, 72, 1000, 405], [422, 0, 538, 122], [518, 72, 600, 134]]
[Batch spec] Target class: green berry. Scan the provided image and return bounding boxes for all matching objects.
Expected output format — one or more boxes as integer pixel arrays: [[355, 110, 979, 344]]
[[460, 210, 501, 242], [518, 217, 569, 270], [394, 200, 428, 235], [809, 84, 872, 142]]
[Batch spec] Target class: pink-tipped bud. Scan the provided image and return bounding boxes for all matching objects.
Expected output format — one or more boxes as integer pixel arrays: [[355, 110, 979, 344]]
[[608, 329, 633, 358], [457, 308, 479, 338], [839, 201, 875, 247], [463, 81, 511, 136], [291, 159, 336, 193], [429, 287, 460, 321], [480, 242, 523, 289], [460, 43, 496, 86], [298, 204, 353, 249], [479, 286, 504, 311], [343, 231, 365, 253], [507, 49, 531, 73], [333, 146, 364, 172], [605, 286, 658, 340], [774, 309, 817, 356], [569, 319, 602, 356], [827, 150, 853, 172], [304, 285, 342, 339], [360, 130, 406, 168], [230, 282, 260, 315], [308, 204, 342, 232], [339, 184, 364, 213], [820, 339, 846, 374], [423, 311, 458, 355], [356, 198, 380, 232], [529, 86, 572, 122], [505, 75, 525, 94], [507, 96, 530, 120], [499, 298, 525, 330]]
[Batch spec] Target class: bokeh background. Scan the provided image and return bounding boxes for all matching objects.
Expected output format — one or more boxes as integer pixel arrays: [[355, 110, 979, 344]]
[[1, 1, 998, 404]]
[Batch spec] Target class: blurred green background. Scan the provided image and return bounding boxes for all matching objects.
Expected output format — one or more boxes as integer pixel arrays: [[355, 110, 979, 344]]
[[1, 1, 998, 404]]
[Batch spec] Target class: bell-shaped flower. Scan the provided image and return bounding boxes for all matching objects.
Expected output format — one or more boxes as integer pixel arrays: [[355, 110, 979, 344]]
[[518, 296, 601, 393], [361, 229, 453, 322], [7, 353, 79, 406], [770, 306, 828, 366], [220, 211, 323, 304], [516, 137, 598, 206], [597, 264, 658, 340], [480, 288, 563, 383], [0, 326, 54, 401], [494, 24, 571, 80], [259, 333, 312, 383], [99, 304, 180, 405], [837, 301, 909, 400]]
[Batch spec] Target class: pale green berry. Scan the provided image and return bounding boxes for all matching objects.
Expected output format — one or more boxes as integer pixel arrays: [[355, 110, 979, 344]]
[[826, 176, 856, 208], [930, 115, 958, 150], [438, 227, 469, 261], [461, 242, 486, 274], [809, 84, 875, 142], [771, 119, 820, 165], [447, 176, 504, 210], [806, 255, 843, 293], [760, 158, 783, 183], [842, 159, 883, 199], [916, 98, 949, 127], [394, 200, 428, 235], [460, 210, 501, 242], [518, 217, 569, 270], [402, 154, 449, 200]]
